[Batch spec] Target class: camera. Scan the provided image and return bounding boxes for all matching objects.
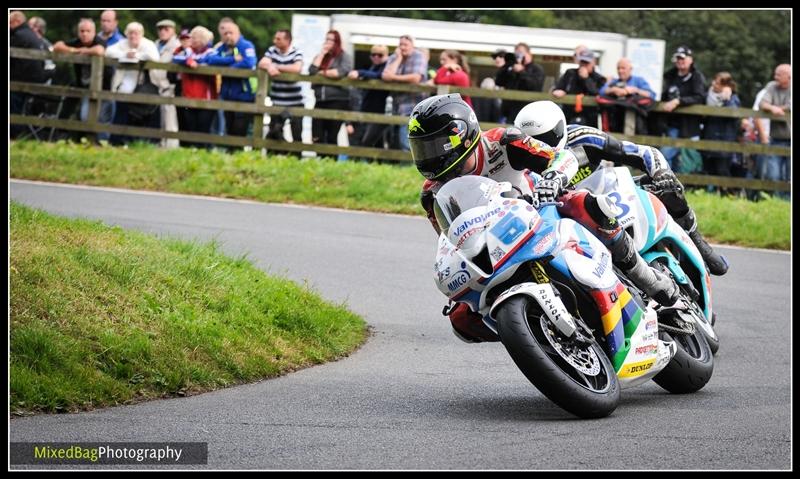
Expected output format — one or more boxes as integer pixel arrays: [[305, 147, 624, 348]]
[[666, 85, 681, 101], [503, 52, 518, 66]]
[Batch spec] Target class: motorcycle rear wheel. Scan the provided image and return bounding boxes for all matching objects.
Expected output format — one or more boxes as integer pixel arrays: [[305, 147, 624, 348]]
[[652, 328, 714, 394]]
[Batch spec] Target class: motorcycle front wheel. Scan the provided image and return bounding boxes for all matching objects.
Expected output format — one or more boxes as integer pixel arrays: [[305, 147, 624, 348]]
[[496, 295, 619, 419]]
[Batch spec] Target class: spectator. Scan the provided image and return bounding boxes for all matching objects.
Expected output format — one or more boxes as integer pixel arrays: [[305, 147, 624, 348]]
[[10, 11, 46, 83], [552, 47, 606, 127], [258, 29, 305, 144], [381, 34, 428, 151], [172, 26, 217, 149], [701, 72, 741, 191], [212, 18, 232, 50], [599, 57, 658, 98], [97, 10, 124, 132], [758, 63, 791, 198], [28, 16, 56, 75], [495, 42, 544, 123], [419, 47, 436, 82], [597, 57, 656, 134], [27, 16, 47, 41], [308, 30, 353, 146], [489, 49, 514, 122], [347, 44, 390, 148], [153, 19, 180, 148], [98, 10, 124, 47], [200, 19, 257, 142], [208, 17, 234, 138], [748, 85, 771, 195], [431, 49, 472, 107], [105, 22, 161, 145], [737, 114, 760, 200], [472, 76, 502, 123], [52, 18, 115, 142], [657, 45, 707, 172], [10, 10, 47, 138], [178, 28, 191, 51], [171, 29, 192, 98]]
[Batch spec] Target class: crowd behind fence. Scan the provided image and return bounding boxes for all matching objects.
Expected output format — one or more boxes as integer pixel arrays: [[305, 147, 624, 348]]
[[10, 47, 791, 193]]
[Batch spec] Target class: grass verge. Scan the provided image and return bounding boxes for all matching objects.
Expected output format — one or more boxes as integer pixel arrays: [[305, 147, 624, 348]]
[[10, 201, 368, 414], [10, 140, 790, 250], [684, 189, 790, 250]]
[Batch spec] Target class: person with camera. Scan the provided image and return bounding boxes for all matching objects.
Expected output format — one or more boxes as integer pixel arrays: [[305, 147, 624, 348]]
[[657, 46, 707, 171], [493, 42, 544, 123], [552, 47, 606, 127]]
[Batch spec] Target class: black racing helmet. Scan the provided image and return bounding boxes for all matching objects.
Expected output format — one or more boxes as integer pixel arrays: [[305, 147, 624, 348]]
[[408, 94, 482, 181]]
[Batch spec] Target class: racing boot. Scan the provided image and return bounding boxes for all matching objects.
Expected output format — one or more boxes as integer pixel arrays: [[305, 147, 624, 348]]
[[674, 209, 728, 276], [446, 303, 500, 343], [608, 231, 679, 306]]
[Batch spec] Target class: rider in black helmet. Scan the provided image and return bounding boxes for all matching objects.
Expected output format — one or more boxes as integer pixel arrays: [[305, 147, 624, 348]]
[[409, 93, 484, 183], [410, 94, 680, 343]]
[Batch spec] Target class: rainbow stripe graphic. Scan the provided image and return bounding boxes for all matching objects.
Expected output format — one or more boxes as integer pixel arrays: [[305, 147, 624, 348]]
[[590, 282, 645, 371]]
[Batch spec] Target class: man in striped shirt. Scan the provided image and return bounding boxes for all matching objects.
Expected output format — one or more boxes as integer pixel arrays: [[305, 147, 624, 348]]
[[258, 29, 305, 144]]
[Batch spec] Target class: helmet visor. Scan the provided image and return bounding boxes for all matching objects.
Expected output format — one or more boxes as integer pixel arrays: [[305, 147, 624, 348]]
[[531, 120, 565, 149], [410, 135, 460, 180], [411, 120, 479, 180]]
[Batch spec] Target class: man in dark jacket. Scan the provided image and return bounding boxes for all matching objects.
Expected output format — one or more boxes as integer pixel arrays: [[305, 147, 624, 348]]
[[10, 10, 47, 138], [347, 44, 391, 148], [494, 42, 545, 123], [552, 48, 606, 127], [657, 46, 707, 170]]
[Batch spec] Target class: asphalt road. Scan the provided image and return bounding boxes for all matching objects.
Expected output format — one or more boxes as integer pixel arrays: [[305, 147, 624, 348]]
[[10, 180, 792, 470]]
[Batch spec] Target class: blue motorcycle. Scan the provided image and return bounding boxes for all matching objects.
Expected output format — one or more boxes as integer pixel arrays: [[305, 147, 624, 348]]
[[431, 174, 713, 419]]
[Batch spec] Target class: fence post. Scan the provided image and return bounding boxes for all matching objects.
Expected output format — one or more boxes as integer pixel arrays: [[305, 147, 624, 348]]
[[253, 68, 268, 154], [87, 55, 104, 134], [436, 85, 450, 96], [623, 109, 636, 136]]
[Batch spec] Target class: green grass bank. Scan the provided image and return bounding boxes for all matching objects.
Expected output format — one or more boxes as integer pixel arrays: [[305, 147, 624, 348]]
[[10, 202, 368, 414], [10, 140, 789, 250]]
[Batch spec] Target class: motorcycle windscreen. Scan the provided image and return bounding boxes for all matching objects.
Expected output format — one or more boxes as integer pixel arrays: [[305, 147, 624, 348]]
[[433, 176, 506, 235]]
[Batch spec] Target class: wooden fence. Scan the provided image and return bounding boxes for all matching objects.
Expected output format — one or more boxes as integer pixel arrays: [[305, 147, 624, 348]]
[[10, 47, 791, 192]]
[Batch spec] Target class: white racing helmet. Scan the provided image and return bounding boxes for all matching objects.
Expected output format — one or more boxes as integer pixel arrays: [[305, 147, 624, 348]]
[[514, 100, 567, 151]]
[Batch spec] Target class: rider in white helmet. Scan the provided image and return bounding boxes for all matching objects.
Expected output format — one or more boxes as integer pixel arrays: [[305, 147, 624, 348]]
[[514, 100, 728, 277]]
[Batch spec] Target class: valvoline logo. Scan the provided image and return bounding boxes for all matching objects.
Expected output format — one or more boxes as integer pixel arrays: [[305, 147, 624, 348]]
[[452, 208, 502, 237]]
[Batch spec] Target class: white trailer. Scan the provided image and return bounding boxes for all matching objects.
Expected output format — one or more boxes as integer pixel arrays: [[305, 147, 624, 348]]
[[295, 13, 666, 98]]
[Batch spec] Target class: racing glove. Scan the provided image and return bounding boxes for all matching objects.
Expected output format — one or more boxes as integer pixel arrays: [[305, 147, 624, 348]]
[[534, 170, 569, 206], [650, 169, 682, 194]]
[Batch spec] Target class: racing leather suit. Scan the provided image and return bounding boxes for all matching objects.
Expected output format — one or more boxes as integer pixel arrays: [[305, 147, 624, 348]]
[[553, 125, 728, 276]]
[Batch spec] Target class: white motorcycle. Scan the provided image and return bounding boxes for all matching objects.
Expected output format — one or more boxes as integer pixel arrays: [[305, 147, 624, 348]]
[[431, 174, 713, 418]]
